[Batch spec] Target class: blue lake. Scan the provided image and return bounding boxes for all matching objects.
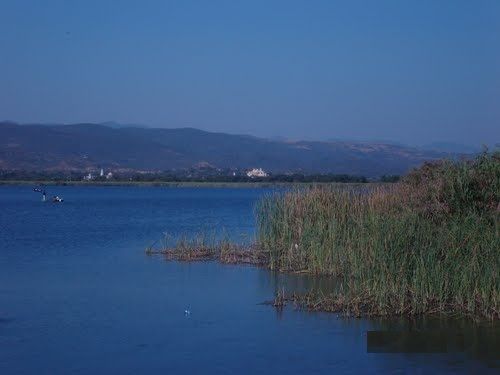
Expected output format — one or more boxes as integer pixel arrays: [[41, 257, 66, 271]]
[[0, 186, 498, 374]]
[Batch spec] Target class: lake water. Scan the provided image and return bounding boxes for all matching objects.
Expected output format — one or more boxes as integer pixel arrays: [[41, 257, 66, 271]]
[[0, 186, 498, 374]]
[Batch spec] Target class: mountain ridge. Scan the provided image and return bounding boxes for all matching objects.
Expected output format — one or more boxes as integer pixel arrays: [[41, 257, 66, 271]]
[[0, 121, 459, 177]]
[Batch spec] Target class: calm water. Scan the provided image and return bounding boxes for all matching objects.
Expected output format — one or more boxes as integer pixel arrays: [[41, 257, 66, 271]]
[[0, 186, 498, 374]]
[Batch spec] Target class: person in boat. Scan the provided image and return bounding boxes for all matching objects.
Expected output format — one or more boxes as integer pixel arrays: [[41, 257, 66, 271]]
[[33, 187, 47, 201]]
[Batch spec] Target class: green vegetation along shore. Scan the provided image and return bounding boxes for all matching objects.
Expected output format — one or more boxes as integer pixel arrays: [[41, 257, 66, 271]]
[[151, 151, 499, 319], [256, 151, 499, 319]]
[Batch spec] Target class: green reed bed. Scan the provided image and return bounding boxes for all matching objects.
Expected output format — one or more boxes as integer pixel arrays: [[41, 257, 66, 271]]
[[256, 151, 500, 319]]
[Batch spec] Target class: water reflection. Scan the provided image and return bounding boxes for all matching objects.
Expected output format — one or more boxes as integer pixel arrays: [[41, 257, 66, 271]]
[[258, 268, 500, 368], [367, 317, 499, 360], [257, 268, 339, 295]]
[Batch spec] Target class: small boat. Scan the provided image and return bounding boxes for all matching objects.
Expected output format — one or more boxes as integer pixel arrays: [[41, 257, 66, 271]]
[[52, 196, 64, 203]]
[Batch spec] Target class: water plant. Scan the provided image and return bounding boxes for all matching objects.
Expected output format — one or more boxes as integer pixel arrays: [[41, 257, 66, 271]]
[[256, 151, 500, 319], [146, 231, 269, 266]]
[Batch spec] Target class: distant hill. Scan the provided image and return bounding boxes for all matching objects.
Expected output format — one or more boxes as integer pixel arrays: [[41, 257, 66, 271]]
[[420, 142, 481, 154], [0, 121, 455, 177]]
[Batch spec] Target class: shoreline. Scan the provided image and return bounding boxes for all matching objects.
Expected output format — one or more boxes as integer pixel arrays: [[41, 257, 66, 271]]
[[147, 245, 499, 321], [0, 180, 375, 188]]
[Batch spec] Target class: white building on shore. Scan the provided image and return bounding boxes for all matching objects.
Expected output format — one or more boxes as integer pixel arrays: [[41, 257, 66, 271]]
[[246, 168, 268, 178]]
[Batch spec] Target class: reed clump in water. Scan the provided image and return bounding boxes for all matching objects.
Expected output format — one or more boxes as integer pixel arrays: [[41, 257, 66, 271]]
[[146, 232, 269, 266], [256, 151, 500, 319]]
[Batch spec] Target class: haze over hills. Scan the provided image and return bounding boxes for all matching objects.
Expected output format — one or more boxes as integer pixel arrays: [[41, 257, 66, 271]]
[[0, 121, 462, 177]]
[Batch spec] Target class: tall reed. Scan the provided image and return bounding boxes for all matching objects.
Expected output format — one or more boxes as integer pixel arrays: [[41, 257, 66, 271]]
[[256, 151, 500, 318]]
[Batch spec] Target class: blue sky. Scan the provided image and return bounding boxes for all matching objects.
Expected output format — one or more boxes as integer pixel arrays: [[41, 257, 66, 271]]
[[0, 0, 499, 146]]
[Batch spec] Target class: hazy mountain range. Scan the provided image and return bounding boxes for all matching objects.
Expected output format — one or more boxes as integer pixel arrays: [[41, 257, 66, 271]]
[[0, 121, 468, 177]]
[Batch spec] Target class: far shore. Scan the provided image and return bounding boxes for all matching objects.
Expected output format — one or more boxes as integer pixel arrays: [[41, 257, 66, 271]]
[[0, 180, 377, 188]]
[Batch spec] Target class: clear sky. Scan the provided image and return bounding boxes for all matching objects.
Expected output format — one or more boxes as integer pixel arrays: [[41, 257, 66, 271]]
[[1, 0, 499, 146]]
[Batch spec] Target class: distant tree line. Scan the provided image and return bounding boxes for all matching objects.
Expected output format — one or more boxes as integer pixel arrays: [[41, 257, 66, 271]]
[[0, 169, 378, 183], [127, 173, 368, 183], [0, 170, 84, 181]]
